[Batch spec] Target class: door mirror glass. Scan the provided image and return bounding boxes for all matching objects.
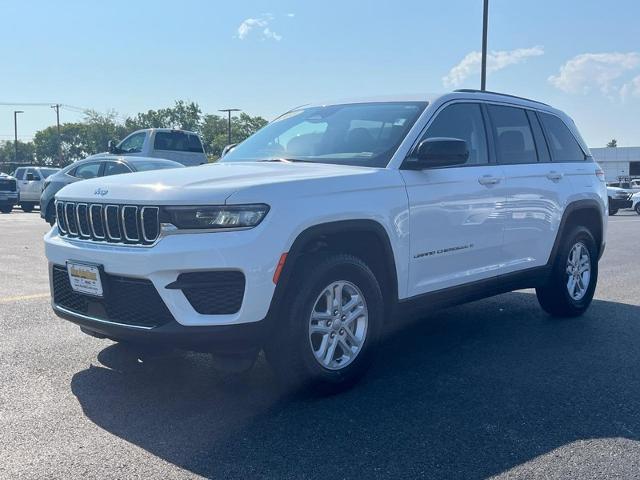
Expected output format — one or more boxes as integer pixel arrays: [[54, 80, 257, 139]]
[[406, 137, 469, 169]]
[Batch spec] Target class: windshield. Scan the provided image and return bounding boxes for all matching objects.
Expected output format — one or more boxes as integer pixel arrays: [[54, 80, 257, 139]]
[[222, 102, 427, 167], [133, 160, 184, 172]]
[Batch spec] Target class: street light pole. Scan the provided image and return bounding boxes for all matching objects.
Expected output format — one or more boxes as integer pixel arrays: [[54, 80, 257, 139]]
[[481, 0, 489, 91], [14, 110, 23, 164], [51, 104, 62, 165], [218, 108, 241, 145]]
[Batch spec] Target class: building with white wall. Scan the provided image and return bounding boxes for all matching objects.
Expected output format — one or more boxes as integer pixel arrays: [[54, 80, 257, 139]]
[[590, 146, 640, 183]]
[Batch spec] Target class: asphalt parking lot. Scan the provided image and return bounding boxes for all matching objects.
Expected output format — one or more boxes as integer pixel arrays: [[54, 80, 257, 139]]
[[1, 209, 639, 479]]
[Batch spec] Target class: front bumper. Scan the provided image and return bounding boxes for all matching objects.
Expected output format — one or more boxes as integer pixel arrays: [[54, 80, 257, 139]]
[[0, 192, 18, 206], [53, 303, 266, 353], [45, 225, 282, 329]]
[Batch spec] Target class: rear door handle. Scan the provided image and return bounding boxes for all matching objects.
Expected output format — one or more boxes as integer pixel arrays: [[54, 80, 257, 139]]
[[478, 175, 501, 186], [546, 171, 563, 181]]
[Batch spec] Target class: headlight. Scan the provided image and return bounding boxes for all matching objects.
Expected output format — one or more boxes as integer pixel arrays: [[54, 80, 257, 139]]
[[162, 204, 269, 230]]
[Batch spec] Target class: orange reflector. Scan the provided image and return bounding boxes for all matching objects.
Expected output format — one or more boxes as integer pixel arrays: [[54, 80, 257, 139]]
[[273, 253, 288, 284]]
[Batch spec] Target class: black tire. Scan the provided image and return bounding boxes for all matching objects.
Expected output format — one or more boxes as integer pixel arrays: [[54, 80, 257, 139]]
[[635, 204, 640, 215], [265, 253, 384, 394], [608, 198, 617, 216], [536, 226, 598, 317], [0, 206, 12, 214], [21, 203, 34, 213]]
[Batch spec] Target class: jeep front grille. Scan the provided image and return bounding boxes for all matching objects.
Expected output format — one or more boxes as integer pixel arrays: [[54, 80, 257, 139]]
[[56, 201, 160, 246]]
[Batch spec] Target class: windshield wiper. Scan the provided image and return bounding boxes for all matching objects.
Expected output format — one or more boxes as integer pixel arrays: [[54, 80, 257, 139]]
[[257, 158, 313, 163]]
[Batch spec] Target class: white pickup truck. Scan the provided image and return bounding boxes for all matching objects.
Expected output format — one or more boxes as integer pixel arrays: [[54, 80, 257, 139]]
[[86, 128, 207, 166]]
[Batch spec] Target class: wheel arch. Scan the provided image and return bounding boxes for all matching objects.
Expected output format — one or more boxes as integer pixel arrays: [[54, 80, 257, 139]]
[[266, 219, 400, 322], [549, 199, 605, 264]]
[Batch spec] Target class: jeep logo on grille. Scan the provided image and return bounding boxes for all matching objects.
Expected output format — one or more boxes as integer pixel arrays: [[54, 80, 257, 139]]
[[94, 188, 108, 196]]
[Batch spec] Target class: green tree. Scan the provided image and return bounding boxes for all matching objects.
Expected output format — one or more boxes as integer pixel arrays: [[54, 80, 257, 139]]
[[124, 100, 202, 132], [607, 138, 618, 147], [0, 140, 35, 165]]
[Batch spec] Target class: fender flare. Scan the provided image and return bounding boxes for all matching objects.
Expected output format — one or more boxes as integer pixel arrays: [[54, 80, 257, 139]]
[[548, 199, 605, 265], [266, 219, 399, 320]]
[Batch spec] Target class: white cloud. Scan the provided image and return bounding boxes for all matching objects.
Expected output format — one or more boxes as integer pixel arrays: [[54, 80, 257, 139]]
[[236, 13, 282, 41], [621, 75, 640, 99], [286, 13, 295, 17], [548, 52, 640, 96], [443, 46, 544, 88]]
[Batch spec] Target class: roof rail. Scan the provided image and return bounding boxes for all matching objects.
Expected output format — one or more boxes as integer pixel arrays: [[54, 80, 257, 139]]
[[453, 89, 550, 107]]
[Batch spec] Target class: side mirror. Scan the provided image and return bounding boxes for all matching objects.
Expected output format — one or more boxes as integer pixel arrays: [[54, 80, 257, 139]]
[[405, 137, 469, 169], [108, 140, 117, 153], [26, 173, 35, 181]]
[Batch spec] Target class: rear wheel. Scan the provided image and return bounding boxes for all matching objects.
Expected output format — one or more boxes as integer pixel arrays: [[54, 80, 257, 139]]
[[21, 203, 34, 213], [536, 226, 598, 317], [0, 205, 12, 214], [265, 253, 384, 393], [608, 198, 617, 215], [635, 204, 640, 215]]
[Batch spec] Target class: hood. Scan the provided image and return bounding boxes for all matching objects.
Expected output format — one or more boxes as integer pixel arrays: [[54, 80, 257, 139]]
[[55, 161, 384, 205]]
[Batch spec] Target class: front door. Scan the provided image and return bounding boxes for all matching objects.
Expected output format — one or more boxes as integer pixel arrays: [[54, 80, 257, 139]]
[[401, 102, 507, 297]]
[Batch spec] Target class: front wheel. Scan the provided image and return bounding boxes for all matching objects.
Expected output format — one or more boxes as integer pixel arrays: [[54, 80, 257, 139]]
[[265, 253, 384, 393], [536, 226, 598, 317], [635, 204, 640, 215]]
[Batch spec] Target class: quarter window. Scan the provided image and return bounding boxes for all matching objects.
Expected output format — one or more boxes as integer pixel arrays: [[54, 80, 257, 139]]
[[419, 103, 488, 165], [487, 105, 537, 164], [539, 113, 585, 162]]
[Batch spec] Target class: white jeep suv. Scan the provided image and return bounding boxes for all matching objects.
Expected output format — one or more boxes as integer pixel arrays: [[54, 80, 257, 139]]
[[45, 91, 607, 390]]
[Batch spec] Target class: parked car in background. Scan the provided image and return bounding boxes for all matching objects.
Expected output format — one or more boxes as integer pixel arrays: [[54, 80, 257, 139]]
[[12, 166, 60, 212], [632, 192, 640, 214], [0, 172, 19, 213], [607, 186, 633, 215], [608, 181, 640, 194], [84, 128, 207, 166], [40, 156, 184, 225]]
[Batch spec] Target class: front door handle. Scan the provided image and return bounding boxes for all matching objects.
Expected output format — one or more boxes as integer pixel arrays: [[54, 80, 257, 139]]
[[546, 171, 563, 182], [478, 175, 501, 186]]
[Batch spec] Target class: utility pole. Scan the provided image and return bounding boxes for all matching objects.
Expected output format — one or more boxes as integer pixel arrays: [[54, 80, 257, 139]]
[[480, 0, 489, 91], [51, 104, 62, 164], [14, 110, 23, 164], [218, 108, 241, 145]]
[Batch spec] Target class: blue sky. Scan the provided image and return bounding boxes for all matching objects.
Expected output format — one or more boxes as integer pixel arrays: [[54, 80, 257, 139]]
[[1, 0, 639, 147]]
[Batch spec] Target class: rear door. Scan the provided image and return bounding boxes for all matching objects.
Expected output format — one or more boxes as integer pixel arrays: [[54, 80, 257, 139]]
[[401, 102, 507, 296], [486, 104, 564, 273]]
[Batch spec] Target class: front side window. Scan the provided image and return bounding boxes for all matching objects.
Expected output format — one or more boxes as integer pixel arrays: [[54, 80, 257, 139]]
[[103, 161, 132, 176], [27, 168, 41, 181], [417, 103, 488, 165], [539, 112, 586, 162], [488, 105, 537, 164], [117, 132, 146, 153], [73, 162, 101, 179], [222, 102, 427, 167]]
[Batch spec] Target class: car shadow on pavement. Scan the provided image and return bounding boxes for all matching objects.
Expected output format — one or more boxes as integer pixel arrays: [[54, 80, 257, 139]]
[[70, 292, 640, 479]]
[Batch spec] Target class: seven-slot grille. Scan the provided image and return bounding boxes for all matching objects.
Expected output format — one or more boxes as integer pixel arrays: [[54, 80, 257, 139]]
[[56, 201, 160, 245]]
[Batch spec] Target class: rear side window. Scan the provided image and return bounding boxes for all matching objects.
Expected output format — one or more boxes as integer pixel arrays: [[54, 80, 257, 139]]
[[526, 111, 551, 162], [487, 105, 537, 164], [14, 168, 25, 180], [419, 103, 488, 165], [539, 113, 586, 162], [103, 162, 132, 176], [73, 163, 102, 179], [154, 132, 204, 153]]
